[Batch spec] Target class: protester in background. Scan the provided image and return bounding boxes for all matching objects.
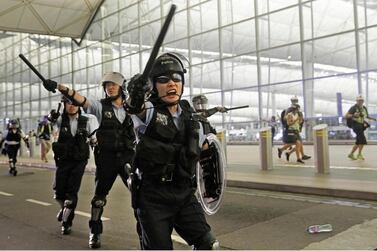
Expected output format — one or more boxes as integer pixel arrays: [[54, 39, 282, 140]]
[[38, 116, 53, 162], [268, 115, 278, 145], [285, 104, 311, 162], [345, 95, 376, 160]]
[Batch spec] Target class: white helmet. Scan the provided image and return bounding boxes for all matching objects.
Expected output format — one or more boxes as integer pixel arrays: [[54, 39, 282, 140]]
[[101, 72, 125, 87], [101, 72, 126, 99], [356, 95, 364, 101], [290, 96, 299, 105]]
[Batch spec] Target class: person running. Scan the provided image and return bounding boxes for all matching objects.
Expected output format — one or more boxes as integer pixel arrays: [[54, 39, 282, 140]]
[[0, 119, 29, 176], [345, 95, 376, 160], [49, 96, 98, 235], [40, 72, 136, 249]]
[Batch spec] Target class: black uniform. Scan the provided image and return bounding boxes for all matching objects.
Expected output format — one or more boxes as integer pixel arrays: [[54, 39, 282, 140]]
[[5, 130, 21, 166], [53, 113, 92, 234], [132, 100, 214, 250], [1, 126, 28, 176], [194, 113, 217, 135], [89, 98, 135, 238]]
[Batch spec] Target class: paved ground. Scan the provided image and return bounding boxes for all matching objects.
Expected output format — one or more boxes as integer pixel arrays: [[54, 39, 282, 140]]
[[1, 164, 377, 250]]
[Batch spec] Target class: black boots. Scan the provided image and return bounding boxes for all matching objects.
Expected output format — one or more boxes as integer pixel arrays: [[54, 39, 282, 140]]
[[89, 233, 101, 249], [61, 222, 72, 235], [9, 167, 17, 176]]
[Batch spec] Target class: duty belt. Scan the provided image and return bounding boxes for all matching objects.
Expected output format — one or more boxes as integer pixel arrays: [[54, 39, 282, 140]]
[[142, 164, 175, 183]]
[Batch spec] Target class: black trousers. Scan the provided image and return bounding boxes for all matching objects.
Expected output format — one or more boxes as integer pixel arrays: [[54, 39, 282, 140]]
[[7, 144, 20, 165], [135, 178, 211, 250], [93, 150, 132, 196], [352, 123, 367, 145], [53, 158, 88, 208]]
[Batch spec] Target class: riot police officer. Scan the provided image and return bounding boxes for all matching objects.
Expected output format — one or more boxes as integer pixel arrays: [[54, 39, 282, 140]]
[[49, 96, 98, 235], [192, 94, 227, 120], [42, 72, 135, 248], [192, 94, 226, 136], [126, 53, 219, 250], [0, 119, 29, 176]]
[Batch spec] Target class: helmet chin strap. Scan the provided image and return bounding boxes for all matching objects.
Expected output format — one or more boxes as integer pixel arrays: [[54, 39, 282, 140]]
[[107, 94, 120, 101], [106, 87, 124, 101], [67, 111, 79, 116], [157, 93, 182, 107]]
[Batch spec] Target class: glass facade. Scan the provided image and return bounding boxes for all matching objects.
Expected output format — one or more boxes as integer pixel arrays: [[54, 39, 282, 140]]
[[1, 0, 377, 141]]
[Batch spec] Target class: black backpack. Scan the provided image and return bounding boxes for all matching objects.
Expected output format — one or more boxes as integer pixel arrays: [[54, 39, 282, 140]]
[[346, 117, 353, 128], [346, 105, 367, 128], [280, 110, 288, 129]]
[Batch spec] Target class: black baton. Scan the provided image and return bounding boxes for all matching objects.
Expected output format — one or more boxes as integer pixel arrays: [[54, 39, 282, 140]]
[[19, 53, 46, 82], [141, 4, 177, 79], [226, 105, 250, 111]]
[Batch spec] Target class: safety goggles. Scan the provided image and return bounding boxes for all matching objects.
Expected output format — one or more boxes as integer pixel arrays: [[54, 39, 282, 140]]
[[155, 73, 182, 84]]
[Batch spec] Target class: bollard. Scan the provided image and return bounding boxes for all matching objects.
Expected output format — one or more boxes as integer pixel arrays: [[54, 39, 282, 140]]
[[29, 136, 35, 157], [216, 129, 227, 162], [313, 124, 330, 174], [259, 127, 272, 170], [19, 140, 26, 157]]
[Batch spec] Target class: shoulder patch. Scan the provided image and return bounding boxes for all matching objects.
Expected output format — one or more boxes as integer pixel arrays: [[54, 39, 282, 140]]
[[156, 112, 169, 126], [104, 111, 113, 119]]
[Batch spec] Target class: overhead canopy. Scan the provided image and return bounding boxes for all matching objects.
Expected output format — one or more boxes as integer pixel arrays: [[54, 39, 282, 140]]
[[0, 0, 104, 39]]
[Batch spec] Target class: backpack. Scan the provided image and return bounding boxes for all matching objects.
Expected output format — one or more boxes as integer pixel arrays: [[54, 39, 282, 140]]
[[280, 110, 288, 129], [346, 105, 368, 128], [346, 117, 353, 128]]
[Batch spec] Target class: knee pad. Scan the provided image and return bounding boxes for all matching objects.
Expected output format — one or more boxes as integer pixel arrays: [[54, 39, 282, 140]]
[[193, 231, 219, 250], [91, 196, 106, 222], [64, 199, 74, 209], [91, 196, 107, 208]]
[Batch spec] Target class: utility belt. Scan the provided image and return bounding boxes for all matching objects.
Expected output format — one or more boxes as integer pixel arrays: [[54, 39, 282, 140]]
[[94, 145, 134, 158], [52, 141, 89, 161], [138, 161, 197, 189], [138, 161, 175, 183]]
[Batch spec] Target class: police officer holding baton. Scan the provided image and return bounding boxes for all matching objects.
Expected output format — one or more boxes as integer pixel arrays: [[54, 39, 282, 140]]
[[125, 52, 219, 250], [49, 96, 98, 235], [39, 72, 135, 248]]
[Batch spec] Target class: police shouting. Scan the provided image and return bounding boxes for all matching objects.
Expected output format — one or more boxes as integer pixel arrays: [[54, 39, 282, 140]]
[[42, 72, 135, 249], [126, 53, 219, 250], [49, 96, 98, 235]]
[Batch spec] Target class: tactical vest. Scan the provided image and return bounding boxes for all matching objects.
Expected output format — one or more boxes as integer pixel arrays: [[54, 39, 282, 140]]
[[195, 115, 217, 135], [53, 114, 90, 161], [6, 130, 21, 142], [135, 100, 200, 180], [96, 98, 135, 154]]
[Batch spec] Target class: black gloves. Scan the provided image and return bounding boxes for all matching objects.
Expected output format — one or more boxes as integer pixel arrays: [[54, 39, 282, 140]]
[[43, 79, 57, 93], [48, 109, 60, 122], [125, 74, 151, 114], [25, 139, 30, 149]]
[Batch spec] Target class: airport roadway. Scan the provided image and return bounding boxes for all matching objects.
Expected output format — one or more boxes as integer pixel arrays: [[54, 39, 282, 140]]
[[1, 164, 377, 250]]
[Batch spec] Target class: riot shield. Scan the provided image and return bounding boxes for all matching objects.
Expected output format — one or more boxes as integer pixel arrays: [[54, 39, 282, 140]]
[[196, 133, 227, 215]]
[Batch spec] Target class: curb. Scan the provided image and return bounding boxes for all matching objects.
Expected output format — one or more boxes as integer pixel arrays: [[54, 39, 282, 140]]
[[4, 160, 377, 202], [227, 179, 377, 201]]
